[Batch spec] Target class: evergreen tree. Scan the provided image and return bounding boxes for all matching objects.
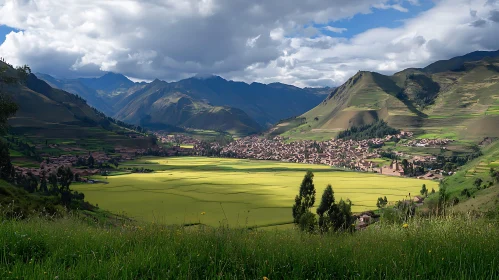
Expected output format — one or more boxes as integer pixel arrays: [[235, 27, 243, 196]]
[[292, 171, 316, 231], [87, 155, 95, 168], [317, 185, 334, 231], [420, 184, 428, 197], [331, 199, 353, 231], [39, 173, 48, 194]]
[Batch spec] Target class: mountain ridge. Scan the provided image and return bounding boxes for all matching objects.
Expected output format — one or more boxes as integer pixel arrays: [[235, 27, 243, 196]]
[[274, 50, 499, 141]]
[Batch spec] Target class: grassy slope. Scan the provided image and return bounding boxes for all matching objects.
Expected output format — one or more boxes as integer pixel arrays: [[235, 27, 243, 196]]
[[1, 215, 498, 279], [1, 61, 152, 152], [277, 56, 499, 142], [442, 140, 499, 212], [0, 180, 62, 217]]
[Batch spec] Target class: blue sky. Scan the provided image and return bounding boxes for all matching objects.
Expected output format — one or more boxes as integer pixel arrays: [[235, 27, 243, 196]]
[[0, 25, 17, 44], [318, 0, 435, 38]]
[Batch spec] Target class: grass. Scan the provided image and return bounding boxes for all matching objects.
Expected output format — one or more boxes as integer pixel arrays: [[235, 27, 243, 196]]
[[1, 214, 499, 279], [416, 132, 458, 140], [73, 157, 437, 227]]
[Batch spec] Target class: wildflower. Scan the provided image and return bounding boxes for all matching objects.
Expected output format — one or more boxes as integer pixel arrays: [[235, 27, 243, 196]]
[[428, 250, 431, 253], [263, 277, 269, 280], [201, 212, 206, 215], [402, 223, 409, 228]]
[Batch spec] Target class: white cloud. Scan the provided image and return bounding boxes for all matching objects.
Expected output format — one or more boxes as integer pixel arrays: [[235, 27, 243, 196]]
[[324, 26, 348, 33], [374, 3, 409, 12], [0, 0, 498, 88]]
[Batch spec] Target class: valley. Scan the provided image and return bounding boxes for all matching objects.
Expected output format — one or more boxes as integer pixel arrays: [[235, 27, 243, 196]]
[[2, 49, 499, 279], [73, 157, 436, 227]]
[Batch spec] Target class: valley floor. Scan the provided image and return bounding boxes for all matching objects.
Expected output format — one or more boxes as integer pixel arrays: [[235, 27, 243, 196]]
[[73, 157, 437, 227]]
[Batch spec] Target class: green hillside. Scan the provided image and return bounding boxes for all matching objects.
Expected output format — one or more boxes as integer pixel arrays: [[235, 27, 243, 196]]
[[0, 61, 151, 151], [278, 51, 499, 141]]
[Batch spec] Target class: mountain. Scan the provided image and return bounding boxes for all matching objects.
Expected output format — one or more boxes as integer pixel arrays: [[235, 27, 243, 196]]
[[35, 73, 114, 115], [1, 61, 151, 149], [275, 50, 499, 141], [144, 76, 327, 127], [78, 72, 135, 96], [113, 79, 262, 135], [39, 72, 327, 135]]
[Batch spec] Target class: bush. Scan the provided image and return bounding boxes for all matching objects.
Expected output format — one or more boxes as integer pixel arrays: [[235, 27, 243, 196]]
[[298, 211, 316, 233]]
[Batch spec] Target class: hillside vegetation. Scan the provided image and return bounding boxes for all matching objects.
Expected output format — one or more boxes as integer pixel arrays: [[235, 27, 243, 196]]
[[1, 214, 498, 279], [278, 50, 499, 141], [0, 61, 152, 150]]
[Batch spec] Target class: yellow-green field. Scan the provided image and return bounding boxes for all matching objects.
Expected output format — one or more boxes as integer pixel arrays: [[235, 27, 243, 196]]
[[74, 157, 438, 227]]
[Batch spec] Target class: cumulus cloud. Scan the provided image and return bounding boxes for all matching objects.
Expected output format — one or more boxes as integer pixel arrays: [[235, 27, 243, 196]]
[[0, 0, 498, 87]]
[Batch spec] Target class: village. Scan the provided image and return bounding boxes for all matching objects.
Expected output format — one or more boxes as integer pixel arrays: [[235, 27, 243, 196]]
[[191, 132, 453, 180], [12, 130, 456, 184]]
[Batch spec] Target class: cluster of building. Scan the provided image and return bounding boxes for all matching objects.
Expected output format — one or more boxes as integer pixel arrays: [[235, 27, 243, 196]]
[[155, 133, 201, 146], [403, 138, 454, 147], [14, 147, 149, 182], [213, 134, 409, 171]]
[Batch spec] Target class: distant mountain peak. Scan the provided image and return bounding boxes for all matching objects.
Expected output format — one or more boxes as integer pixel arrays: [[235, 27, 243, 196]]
[[192, 74, 223, 80]]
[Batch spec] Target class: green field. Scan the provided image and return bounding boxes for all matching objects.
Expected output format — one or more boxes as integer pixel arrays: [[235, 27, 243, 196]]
[[74, 157, 437, 227]]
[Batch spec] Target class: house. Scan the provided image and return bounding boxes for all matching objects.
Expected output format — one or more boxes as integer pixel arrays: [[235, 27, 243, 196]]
[[413, 196, 424, 203]]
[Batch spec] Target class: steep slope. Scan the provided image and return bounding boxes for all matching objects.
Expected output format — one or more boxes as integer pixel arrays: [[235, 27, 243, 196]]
[[114, 81, 262, 135], [35, 73, 114, 115], [172, 76, 325, 126], [38, 73, 326, 131], [0, 61, 151, 149], [277, 50, 499, 141]]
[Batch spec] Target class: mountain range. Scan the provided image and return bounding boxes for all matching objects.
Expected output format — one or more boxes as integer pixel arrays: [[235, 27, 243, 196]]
[[37, 73, 329, 135], [272, 50, 499, 141]]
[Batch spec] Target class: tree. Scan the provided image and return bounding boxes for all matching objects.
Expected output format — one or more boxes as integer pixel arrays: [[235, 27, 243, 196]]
[[474, 178, 483, 190], [317, 185, 334, 231], [48, 173, 59, 195], [87, 155, 95, 168], [39, 173, 48, 194], [420, 184, 428, 197], [292, 171, 316, 231], [438, 184, 450, 215], [331, 199, 354, 231], [15, 65, 31, 83], [376, 196, 388, 208], [57, 166, 74, 207]]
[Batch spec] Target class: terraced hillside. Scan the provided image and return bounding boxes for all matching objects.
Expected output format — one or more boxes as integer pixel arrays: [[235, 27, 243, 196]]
[[0, 61, 151, 150], [277, 51, 499, 141]]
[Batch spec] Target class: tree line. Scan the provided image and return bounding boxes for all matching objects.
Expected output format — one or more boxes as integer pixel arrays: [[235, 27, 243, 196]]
[[337, 120, 400, 141]]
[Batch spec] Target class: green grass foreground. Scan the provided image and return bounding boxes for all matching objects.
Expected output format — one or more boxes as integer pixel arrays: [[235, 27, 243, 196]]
[[1, 215, 498, 279]]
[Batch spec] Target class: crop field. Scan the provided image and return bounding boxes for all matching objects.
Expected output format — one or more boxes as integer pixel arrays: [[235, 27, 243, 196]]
[[74, 157, 438, 227]]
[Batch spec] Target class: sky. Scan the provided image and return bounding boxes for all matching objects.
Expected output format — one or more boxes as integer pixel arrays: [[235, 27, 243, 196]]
[[1, 0, 499, 87]]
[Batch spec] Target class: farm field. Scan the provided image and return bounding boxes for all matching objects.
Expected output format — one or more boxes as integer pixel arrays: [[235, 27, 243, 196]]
[[74, 157, 438, 227]]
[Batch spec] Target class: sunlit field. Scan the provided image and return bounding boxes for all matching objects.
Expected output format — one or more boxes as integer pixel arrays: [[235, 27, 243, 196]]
[[74, 157, 438, 227]]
